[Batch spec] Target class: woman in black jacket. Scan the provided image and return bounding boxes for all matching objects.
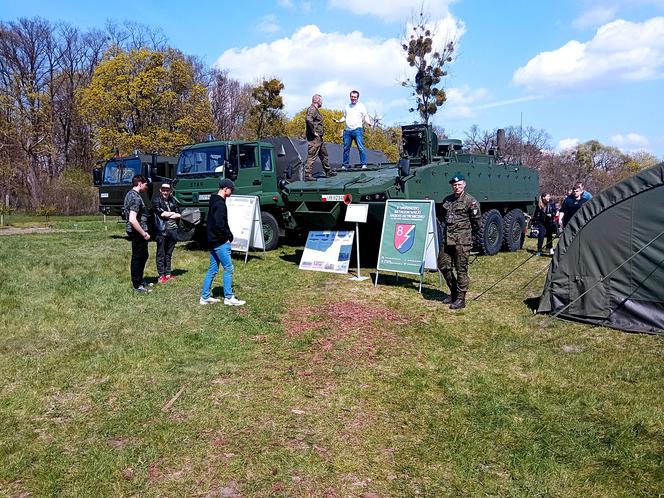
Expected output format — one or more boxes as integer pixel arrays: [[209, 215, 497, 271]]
[[532, 193, 557, 255]]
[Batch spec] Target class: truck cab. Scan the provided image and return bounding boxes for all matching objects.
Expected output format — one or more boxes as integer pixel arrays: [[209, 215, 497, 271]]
[[92, 153, 177, 217], [172, 139, 288, 250]]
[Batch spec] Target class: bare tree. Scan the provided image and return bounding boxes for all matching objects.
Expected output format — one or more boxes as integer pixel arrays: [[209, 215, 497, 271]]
[[209, 68, 253, 140], [104, 20, 167, 51]]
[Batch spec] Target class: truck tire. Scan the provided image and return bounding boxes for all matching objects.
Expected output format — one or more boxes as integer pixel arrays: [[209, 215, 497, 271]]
[[475, 209, 504, 255], [261, 211, 280, 251], [502, 209, 526, 252]]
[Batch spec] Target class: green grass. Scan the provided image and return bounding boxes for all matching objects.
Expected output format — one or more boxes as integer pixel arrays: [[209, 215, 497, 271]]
[[0, 217, 662, 497]]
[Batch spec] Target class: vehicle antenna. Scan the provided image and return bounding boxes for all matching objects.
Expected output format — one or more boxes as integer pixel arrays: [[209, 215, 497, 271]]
[[520, 112, 523, 166]]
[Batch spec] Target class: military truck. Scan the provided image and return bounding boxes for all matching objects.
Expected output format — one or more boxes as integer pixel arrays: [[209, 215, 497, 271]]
[[171, 137, 387, 250], [92, 153, 177, 217], [284, 124, 539, 255]]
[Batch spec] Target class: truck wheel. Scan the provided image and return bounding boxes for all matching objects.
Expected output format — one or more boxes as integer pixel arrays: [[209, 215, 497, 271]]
[[475, 209, 504, 255], [261, 211, 280, 251], [502, 209, 526, 252]]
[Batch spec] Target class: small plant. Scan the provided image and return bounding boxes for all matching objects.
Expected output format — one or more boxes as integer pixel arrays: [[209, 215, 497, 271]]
[[35, 204, 56, 222]]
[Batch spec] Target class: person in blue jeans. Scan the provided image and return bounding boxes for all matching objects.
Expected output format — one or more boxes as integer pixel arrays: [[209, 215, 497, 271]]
[[200, 178, 245, 306], [336, 90, 372, 169]]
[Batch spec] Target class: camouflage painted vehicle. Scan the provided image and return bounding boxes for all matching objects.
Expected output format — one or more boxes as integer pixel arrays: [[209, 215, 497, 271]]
[[171, 136, 387, 250], [284, 124, 539, 255], [92, 153, 177, 217]]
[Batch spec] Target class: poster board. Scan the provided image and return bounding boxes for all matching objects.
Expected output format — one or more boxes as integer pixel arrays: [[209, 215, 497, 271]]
[[376, 200, 438, 277], [299, 231, 354, 274], [226, 195, 265, 260], [345, 203, 369, 223]]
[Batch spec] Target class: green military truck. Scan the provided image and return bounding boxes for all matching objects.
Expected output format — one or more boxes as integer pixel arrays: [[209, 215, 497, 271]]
[[284, 124, 540, 255], [171, 137, 387, 250], [92, 153, 177, 217]]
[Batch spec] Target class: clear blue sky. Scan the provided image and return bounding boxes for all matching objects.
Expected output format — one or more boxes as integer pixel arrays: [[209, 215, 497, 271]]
[[2, 0, 663, 158]]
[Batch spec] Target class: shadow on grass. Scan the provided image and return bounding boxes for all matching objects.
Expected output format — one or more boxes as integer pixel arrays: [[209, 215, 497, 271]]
[[370, 271, 451, 302], [524, 295, 542, 312], [279, 249, 303, 265]]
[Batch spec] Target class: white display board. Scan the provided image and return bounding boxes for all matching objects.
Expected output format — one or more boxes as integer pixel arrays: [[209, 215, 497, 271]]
[[226, 195, 265, 261], [345, 203, 369, 223], [299, 231, 355, 274]]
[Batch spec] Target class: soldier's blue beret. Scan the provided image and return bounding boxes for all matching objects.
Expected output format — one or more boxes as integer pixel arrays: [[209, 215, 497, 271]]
[[449, 173, 465, 184]]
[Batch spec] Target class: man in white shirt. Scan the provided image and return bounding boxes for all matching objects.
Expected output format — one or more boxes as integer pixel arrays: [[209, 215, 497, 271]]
[[335, 90, 372, 169]]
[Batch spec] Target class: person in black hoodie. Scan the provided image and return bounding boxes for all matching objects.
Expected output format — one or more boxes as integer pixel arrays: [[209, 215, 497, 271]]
[[199, 178, 246, 306]]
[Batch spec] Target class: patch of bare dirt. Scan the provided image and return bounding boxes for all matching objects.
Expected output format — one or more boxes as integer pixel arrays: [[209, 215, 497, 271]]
[[283, 300, 407, 367], [0, 226, 54, 235]]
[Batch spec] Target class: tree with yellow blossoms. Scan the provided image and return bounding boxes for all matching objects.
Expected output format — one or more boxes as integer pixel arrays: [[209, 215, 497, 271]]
[[80, 47, 213, 158]]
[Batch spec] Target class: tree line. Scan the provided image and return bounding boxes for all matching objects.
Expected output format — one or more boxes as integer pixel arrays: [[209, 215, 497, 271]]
[[0, 16, 659, 214]]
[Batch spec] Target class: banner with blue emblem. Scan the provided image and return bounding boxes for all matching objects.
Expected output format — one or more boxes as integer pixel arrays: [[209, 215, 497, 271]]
[[376, 200, 439, 280]]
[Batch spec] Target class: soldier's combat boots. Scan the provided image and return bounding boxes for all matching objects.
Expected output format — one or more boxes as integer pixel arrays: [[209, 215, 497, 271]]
[[449, 292, 466, 310], [441, 271, 457, 304], [442, 292, 457, 304]]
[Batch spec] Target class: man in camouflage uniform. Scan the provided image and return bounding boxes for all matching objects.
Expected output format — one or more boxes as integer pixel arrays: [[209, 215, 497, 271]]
[[304, 94, 336, 181], [437, 173, 481, 309]]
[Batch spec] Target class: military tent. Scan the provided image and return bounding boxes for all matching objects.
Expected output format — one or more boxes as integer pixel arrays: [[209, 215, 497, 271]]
[[537, 162, 664, 334]]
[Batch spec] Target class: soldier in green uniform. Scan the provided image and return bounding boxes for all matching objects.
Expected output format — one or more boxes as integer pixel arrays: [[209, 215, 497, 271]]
[[304, 94, 336, 181], [437, 173, 481, 309]]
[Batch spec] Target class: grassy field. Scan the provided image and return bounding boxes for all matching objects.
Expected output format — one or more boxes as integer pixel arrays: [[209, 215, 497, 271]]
[[0, 216, 662, 497]]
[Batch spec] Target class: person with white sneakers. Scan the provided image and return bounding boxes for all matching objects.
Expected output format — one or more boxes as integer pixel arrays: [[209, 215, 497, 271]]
[[199, 178, 245, 306]]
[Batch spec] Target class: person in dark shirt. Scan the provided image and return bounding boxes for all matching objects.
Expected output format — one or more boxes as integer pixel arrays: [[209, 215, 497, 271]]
[[532, 192, 558, 255], [151, 183, 181, 283], [123, 174, 151, 293], [560, 181, 591, 228], [199, 178, 245, 306]]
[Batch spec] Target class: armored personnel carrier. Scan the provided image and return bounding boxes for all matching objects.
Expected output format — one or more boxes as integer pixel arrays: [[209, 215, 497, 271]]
[[284, 124, 539, 255]]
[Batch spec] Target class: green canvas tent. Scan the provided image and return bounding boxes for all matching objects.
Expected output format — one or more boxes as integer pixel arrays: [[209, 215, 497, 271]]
[[538, 162, 664, 334]]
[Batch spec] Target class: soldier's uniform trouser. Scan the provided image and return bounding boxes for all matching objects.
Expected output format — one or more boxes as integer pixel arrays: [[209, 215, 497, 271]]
[[437, 243, 471, 293], [305, 137, 330, 176]]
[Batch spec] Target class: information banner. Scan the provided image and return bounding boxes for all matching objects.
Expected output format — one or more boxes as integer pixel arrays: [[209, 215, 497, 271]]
[[376, 200, 437, 275], [226, 195, 265, 254], [299, 231, 354, 274]]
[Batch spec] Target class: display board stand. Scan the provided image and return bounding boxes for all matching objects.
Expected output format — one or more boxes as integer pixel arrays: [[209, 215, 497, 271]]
[[345, 204, 370, 281], [226, 195, 266, 264], [374, 200, 439, 293]]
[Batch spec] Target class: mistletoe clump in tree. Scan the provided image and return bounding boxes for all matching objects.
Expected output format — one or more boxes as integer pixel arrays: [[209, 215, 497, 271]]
[[402, 13, 455, 124]]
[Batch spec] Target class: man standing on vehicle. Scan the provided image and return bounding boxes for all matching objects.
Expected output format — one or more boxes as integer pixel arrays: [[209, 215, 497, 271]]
[[335, 90, 372, 169], [304, 94, 337, 181], [437, 173, 481, 310], [200, 178, 246, 306], [152, 183, 181, 283], [124, 174, 151, 293]]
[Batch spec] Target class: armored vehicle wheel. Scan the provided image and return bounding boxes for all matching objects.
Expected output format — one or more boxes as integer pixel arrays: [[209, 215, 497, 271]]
[[475, 209, 504, 255], [502, 209, 526, 252], [261, 211, 280, 251]]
